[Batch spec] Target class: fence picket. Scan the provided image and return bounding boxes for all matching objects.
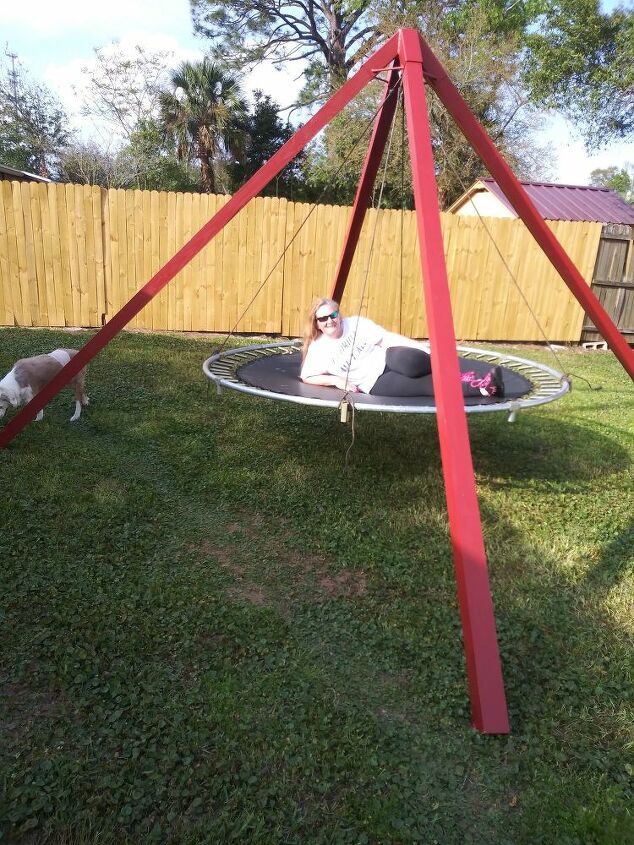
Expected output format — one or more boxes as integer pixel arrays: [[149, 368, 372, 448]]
[[0, 182, 15, 325], [46, 183, 64, 326]]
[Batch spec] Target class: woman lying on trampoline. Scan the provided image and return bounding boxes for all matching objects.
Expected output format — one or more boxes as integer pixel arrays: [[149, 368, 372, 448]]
[[301, 298, 505, 398]]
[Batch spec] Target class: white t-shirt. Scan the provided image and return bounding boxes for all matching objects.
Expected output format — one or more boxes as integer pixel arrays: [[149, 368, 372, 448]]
[[300, 316, 387, 393]]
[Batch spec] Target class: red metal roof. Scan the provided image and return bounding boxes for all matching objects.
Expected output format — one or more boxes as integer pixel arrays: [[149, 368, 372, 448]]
[[479, 178, 634, 224]]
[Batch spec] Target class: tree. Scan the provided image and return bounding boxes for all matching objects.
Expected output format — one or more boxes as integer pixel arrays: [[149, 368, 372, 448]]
[[524, 0, 633, 148], [58, 124, 201, 192], [158, 59, 249, 193], [190, 0, 379, 101], [418, 5, 554, 206], [304, 6, 553, 208], [119, 119, 202, 191], [57, 141, 119, 187], [228, 91, 307, 197], [590, 164, 634, 204], [0, 52, 70, 177], [188, 1, 555, 205], [78, 43, 175, 144], [75, 44, 203, 191], [190, 0, 632, 149], [303, 84, 412, 208]]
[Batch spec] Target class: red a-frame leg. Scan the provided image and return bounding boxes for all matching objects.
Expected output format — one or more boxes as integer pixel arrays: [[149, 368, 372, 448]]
[[399, 29, 510, 733], [417, 36, 634, 380]]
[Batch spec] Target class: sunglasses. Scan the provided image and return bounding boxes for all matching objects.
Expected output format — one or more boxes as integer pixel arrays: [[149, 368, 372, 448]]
[[316, 310, 339, 323]]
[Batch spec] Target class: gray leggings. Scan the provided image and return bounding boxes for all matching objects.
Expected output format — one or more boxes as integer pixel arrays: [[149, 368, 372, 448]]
[[370, 347, 485, 398]]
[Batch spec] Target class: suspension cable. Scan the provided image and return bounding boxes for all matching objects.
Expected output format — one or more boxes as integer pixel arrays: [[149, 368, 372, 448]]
[[340, 79, 403, 460], [342, 77, 403, 393], [208, 78, 403, 358], [441, 150, 574, 382]]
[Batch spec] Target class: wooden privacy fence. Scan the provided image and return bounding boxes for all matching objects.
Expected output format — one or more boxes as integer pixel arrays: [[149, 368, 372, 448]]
[[581, 223, 634, 343], [0, 181, 603, 341]]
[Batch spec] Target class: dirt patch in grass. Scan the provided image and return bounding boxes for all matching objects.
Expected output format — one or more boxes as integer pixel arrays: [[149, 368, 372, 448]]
[[226, 584, 270, 606], [225, 510, 267, 537], [197, 541, 245, 574], [1, 679, 65, 745], [319, 571, 367, 598], [193, 511, 368, 607]]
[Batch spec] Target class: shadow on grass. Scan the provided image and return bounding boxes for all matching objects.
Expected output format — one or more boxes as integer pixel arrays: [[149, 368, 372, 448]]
[[582, 517, 634, 591]]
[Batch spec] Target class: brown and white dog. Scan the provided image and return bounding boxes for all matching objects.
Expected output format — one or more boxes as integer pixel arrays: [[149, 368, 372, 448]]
[[0, 349, 89, 422]]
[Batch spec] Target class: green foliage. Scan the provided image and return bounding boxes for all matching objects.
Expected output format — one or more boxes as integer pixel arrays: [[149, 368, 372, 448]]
[[590, 164, 634, 205], [190, 0, 631, 187], [524, 0, 634, 148], [304, 87, 413, 208], [228, 91, 307, 199], [61, 44, 201, 190], [159, 59, 249, 193], [0, 328, 633, 843], [119, 118, 202, 192], [0, 53, 71, 178], [306, 5, 553, 208], [57, 123, 201, 191], [419, 3, 554, 204]]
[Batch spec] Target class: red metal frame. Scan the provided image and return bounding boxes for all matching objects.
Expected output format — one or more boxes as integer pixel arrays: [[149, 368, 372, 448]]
[[2, 28, 633, 735]]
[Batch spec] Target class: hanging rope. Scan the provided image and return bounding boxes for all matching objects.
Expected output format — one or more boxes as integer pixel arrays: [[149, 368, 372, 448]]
[[343, 399, 357, 470], [342, 77, 403, 393], [342, 79, 404, 465], [207, 77, 404, 360]]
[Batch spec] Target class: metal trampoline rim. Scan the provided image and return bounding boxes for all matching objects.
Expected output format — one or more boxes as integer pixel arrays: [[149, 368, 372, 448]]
[[202, 339, 570, 414]]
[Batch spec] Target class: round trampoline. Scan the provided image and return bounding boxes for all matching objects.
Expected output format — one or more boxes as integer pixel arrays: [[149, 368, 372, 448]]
[[203, 340, 570, 415]]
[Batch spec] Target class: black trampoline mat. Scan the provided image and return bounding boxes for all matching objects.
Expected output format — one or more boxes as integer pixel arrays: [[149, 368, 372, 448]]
[[237, 352, 532, 408]]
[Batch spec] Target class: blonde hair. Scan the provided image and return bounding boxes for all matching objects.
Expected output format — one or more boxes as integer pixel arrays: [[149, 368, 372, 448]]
[[302, 297, 340, 361]]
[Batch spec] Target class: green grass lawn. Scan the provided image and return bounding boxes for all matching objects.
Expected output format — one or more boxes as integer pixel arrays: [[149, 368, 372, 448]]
[[1, 327, 632, 844]]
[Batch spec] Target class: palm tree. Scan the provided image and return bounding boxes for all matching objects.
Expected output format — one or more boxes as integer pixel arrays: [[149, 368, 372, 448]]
[[159, 59, 248, 193]]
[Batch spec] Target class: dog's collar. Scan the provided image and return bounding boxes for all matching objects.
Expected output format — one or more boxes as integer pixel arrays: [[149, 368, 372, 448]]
[[48, 349, 71, 367]]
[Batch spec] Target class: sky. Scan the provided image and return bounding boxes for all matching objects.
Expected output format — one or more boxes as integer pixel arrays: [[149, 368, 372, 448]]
[[2, 0, 633, 184]]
